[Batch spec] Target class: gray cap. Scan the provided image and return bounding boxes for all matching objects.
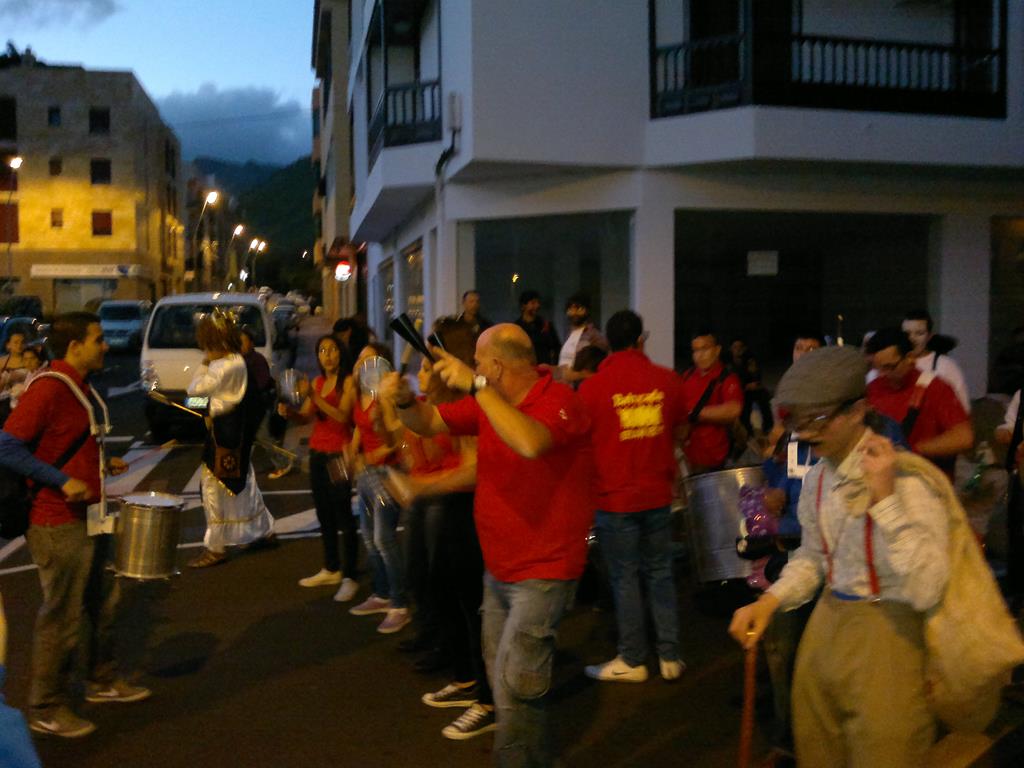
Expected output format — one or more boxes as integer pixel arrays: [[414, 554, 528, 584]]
[[774, 346, 868, 409]]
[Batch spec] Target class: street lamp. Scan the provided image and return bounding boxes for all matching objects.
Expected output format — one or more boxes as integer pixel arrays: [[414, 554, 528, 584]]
[[246, 238, 266, 290], [4, 156, 24, 295], [191, 189, 218, 290], [223, 223, 244, 288]]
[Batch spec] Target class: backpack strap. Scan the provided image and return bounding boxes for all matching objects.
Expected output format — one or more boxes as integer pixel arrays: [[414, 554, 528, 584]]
[[901, 370, 937, 439], [688, 367, 730, 424]]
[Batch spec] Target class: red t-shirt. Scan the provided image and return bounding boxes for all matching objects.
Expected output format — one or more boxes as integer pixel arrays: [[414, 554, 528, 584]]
[[578, 349, 686, 513], [867, 368, 969, 477], [4, 360, 101, 526], [438, 372, 595, 583], [406, 396, 461, 477], [308, 375, 352, 453], [353, 397, 396, 466], [680, 362, 744, 469]]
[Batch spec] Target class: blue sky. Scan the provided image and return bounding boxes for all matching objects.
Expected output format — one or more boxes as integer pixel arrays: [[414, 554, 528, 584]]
[[2, 0, 315, 165]]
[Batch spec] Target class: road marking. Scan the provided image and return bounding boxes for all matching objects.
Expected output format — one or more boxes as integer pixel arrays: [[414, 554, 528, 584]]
[[182, 466, 203, 495], [106, 381, 141, 399], [106, 445, 178, 497], [0, 537, 25, 565], [104, 436, 136, 444]]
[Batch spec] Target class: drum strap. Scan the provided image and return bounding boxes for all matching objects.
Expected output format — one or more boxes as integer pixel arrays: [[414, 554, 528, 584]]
[[815, 472, 880, 599]]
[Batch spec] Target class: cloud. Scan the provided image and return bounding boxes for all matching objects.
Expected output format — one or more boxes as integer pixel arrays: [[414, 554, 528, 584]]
[[0, 0, 121, 26], [156, 83, 312, 166]]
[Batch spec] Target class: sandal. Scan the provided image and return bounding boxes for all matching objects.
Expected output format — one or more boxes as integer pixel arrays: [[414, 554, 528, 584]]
[[188, 549, 227, 568], [268, 463, 294, 480]]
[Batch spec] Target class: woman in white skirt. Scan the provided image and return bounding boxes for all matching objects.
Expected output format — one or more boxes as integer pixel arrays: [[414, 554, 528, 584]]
[[187, 311, 275, 567]]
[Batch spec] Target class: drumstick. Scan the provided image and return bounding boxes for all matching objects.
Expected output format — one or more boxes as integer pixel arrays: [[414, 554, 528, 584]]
[[255, 438, 299, 460], [738, 638, 758, 768], [125, 440, 178, 467]]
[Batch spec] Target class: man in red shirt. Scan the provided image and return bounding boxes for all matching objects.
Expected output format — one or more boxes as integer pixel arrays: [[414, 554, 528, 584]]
[[382, 323, 593, 768], [0, 313, 146, 739], [865, 327, 973, 479], [578, 310, 685, 684], [680, 330, 744, 473]]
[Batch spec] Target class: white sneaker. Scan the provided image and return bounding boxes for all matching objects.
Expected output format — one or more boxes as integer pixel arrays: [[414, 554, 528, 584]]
[[584, 656, 648, 683], [333, 577, 359, 602], [659, 658, 686, 681], [298, 569, 342, 588]]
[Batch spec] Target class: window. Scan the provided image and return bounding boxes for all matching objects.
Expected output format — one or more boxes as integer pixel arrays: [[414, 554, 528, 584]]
[[92, 210, 112, 236], [0, 204, 18, 244], [147, 303, 267, 348], [49, 157, 62, 176], [89, 107, 110, 135], [48, 106, 61, 127], [0, 97, 15, 142], [90, 158, 111, 185], [51, 208, 63, 229]]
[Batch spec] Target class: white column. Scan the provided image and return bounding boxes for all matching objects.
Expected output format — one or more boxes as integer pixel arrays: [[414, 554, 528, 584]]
[[630, 199, 675, 368], [928, 214, 991, 398]]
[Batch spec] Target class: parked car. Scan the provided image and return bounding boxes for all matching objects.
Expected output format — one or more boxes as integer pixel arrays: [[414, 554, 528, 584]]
[[98, 300, 152, 352], [141, 293, 281, 441], [0, 315, 45, 348]]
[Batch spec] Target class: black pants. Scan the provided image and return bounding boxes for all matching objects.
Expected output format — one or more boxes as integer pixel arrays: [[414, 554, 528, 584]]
[[437, 492, 492, 705], [309, 450, 357, 575], [406, 495, 448, 645]]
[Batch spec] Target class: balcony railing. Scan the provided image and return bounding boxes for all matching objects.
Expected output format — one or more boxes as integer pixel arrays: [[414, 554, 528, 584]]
[[368, 80, 442, 166], [653, 31, 1005, 119]]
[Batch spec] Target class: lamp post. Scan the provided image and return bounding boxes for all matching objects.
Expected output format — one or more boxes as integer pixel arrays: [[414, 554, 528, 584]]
[[224, 223, 244, 288], [191, 190, 218, 290], [247, 238, 266, 289], [4, 156, 23, 296]]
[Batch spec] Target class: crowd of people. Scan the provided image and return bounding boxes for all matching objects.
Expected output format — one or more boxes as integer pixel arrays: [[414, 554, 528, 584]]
[[1, 290, 1023, 768]]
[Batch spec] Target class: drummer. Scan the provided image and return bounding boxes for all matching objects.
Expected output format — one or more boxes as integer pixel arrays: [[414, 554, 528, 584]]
[[0, 312, 149, 739], [679, 330, 744, 473], [577, 310, 686, 683]]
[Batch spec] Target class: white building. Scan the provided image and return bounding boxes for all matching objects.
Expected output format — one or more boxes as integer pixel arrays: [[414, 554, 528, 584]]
[[325, 0, 1024, 393]]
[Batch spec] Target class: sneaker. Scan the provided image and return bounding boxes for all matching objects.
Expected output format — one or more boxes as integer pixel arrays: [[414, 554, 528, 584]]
[[349, 595, 391, 616], [584, 656, 648, 683], [442, 703, 497, 741], [659, 658, 686, 681], [333, 577, 359, 602], [85, 679, 152, 704], [29, 707, 96, 738], [299, 569, 342, 588], [376, 608, 411, 634], [422, 682, 479, 708]]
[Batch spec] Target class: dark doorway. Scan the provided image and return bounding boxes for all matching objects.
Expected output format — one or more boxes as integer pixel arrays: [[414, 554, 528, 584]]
[[674, 211, 931, 376]]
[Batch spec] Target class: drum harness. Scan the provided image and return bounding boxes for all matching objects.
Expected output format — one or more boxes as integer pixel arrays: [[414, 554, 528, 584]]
[[26, 370, 112, 529]]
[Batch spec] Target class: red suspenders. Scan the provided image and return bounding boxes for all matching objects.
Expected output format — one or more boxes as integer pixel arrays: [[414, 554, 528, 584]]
[[815, 472, 881, 599]]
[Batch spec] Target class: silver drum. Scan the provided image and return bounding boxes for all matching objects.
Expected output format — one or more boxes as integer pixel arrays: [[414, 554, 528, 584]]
[[114, 492, 185, 580], [681, 466, 765, 583]]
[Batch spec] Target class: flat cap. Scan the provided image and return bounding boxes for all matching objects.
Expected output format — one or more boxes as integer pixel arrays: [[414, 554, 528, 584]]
[[774, 345, 868, 409]]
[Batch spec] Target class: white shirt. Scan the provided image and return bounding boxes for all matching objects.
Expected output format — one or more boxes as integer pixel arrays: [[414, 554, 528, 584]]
[[187, 353, 247, 417], [768, 430, 949, 612], [915, 352, 970, 413], [999, 390, 1020, 435], [558, 327, 585, 368]]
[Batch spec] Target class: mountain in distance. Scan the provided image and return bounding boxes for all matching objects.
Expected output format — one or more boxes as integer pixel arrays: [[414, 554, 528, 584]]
[[192, 157, 283, 197], [235, 156, 319, 295]]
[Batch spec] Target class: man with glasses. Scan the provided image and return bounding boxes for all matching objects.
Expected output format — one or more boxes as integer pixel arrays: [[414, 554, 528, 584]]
[[680, 330, 743, 474], [865, 327, 973, 480], [730, 345, 949, 766]]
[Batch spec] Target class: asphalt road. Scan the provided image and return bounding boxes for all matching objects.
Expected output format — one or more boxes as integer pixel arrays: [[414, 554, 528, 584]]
[[2, 322, 1024, 767]]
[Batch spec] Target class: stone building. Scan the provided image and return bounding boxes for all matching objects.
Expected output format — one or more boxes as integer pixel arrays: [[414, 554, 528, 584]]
[[0, 48, 184, 314]]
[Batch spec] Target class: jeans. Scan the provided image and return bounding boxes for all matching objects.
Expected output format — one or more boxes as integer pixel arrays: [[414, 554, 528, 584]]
[[0, 667, 40, 768], [482, 572, 577, 768], [309, 450, 357, 575], [356, 467, 406, 608], [25, 522, 121, 714], [594, 506, 680, 666], [405, 495, 448, 643]]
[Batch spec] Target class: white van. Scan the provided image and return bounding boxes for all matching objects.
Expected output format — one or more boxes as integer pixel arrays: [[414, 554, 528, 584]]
[[98, 300, 151, 352], [141, 292, 280, 440]]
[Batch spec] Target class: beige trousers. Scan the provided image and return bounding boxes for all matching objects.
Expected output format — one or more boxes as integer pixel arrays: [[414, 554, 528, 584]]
[[792, 592, 936, 768]]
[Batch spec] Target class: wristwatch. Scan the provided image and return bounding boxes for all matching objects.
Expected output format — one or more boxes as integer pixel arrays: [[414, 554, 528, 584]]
[[469, 374, 488, 396]]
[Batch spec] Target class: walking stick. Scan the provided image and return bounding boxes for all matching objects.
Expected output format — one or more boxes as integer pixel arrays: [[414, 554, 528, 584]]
[[738, 636, 758, 768]]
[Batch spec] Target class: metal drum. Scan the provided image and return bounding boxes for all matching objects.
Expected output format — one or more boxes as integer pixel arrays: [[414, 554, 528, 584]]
[[114, 492, 185, 580], [681, 466, 765, 583]]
